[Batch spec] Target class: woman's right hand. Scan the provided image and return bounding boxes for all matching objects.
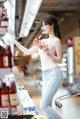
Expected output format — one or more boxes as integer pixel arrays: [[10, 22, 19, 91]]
[[33, 38, 47, 51]]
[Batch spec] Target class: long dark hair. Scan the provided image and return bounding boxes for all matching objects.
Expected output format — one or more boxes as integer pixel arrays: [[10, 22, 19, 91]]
[[43, 15, 61, 39]]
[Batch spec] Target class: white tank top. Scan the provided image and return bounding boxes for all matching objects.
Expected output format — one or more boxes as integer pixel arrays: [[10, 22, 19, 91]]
[[38, 36, 59, 71]]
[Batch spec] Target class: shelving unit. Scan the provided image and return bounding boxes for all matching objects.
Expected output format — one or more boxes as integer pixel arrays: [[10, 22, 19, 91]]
[[0, 1, 15, 116], [0, 0, 12, 79]]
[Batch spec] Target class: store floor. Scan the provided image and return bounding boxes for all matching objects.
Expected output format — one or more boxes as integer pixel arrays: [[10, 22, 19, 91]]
[[20, 78, 80, 119]]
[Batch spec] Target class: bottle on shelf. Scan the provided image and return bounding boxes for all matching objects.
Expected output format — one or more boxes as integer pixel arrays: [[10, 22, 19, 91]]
[[3, 45, 12, 68], [3, 46, 9, 68], [0, 79, 2, 108], [1, 81, 10, 108], [7, 45, 12, 67], [0, 46, 5, 67], [9, 81, 17, 115]]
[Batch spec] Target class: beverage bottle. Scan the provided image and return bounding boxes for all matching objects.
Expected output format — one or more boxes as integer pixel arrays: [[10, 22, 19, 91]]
[[1, 81, 10, 107], [0, 79, 2, 108], [6, 45, 12, 67], [0, 46, 5, 67], [3, 46, 9, 67], [33, 30, 49, 51], [9, 81, 17, 114]]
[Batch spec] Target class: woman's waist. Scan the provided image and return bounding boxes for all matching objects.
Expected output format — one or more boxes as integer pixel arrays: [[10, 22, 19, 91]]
[[40, 57, 61, 71], [41, 64, 60, 72], [42, 66, 62, 75]]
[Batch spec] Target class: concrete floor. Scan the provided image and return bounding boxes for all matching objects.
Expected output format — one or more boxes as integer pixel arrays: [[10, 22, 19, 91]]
[[21, 78, 80, 119]]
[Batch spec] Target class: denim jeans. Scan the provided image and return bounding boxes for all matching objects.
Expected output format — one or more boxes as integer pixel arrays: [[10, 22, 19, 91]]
[[40, 68, 63, 119]]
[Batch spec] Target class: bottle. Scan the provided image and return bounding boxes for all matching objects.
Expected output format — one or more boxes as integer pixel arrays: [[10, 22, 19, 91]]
[[33, 30, 49, 51], [9, 81, 17, 114], [3, 46, 9, 67], [36, 29, 49, 40], [0, 79, 1, 108], [0, 46, 5, 67], [7, 45, 12, 67], [1, 81, 10, 107], [33, 37, 47, 51]]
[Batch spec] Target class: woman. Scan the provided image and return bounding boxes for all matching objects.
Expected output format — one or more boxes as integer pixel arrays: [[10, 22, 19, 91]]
[[14, 15, 63, 119]]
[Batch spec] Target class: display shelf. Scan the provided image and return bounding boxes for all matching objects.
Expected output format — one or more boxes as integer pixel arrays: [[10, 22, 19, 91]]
[[16, 85, 36, 115], [0, 68, 12, 79], [0, 26, 7, 36]]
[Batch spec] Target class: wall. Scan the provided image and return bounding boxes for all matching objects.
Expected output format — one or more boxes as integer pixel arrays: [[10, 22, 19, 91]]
[[60, 12, 80, 44]]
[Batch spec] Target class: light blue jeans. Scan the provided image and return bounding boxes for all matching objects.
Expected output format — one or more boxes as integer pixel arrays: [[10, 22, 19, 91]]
[[40, 68, 63, 119]]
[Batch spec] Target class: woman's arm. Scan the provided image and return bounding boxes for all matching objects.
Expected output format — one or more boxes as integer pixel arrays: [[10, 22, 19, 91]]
[[14, 39, 38, 55], [47, 39, 62, 63]]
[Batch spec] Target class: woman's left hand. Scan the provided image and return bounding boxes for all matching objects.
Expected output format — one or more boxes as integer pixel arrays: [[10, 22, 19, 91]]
[[46, 46, 54, 56]]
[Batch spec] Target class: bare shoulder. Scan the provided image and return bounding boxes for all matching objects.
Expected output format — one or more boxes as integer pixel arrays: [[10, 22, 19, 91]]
[[55, 37, 61, 44]]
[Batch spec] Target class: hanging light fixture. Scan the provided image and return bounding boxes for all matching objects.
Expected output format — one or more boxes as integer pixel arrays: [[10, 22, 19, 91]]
[[19, 0, 42, 38]]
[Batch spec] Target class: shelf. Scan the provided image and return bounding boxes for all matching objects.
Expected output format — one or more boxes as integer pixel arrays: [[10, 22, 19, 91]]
[[0, 68, 11, 79], [0, 26, 7, 35]]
